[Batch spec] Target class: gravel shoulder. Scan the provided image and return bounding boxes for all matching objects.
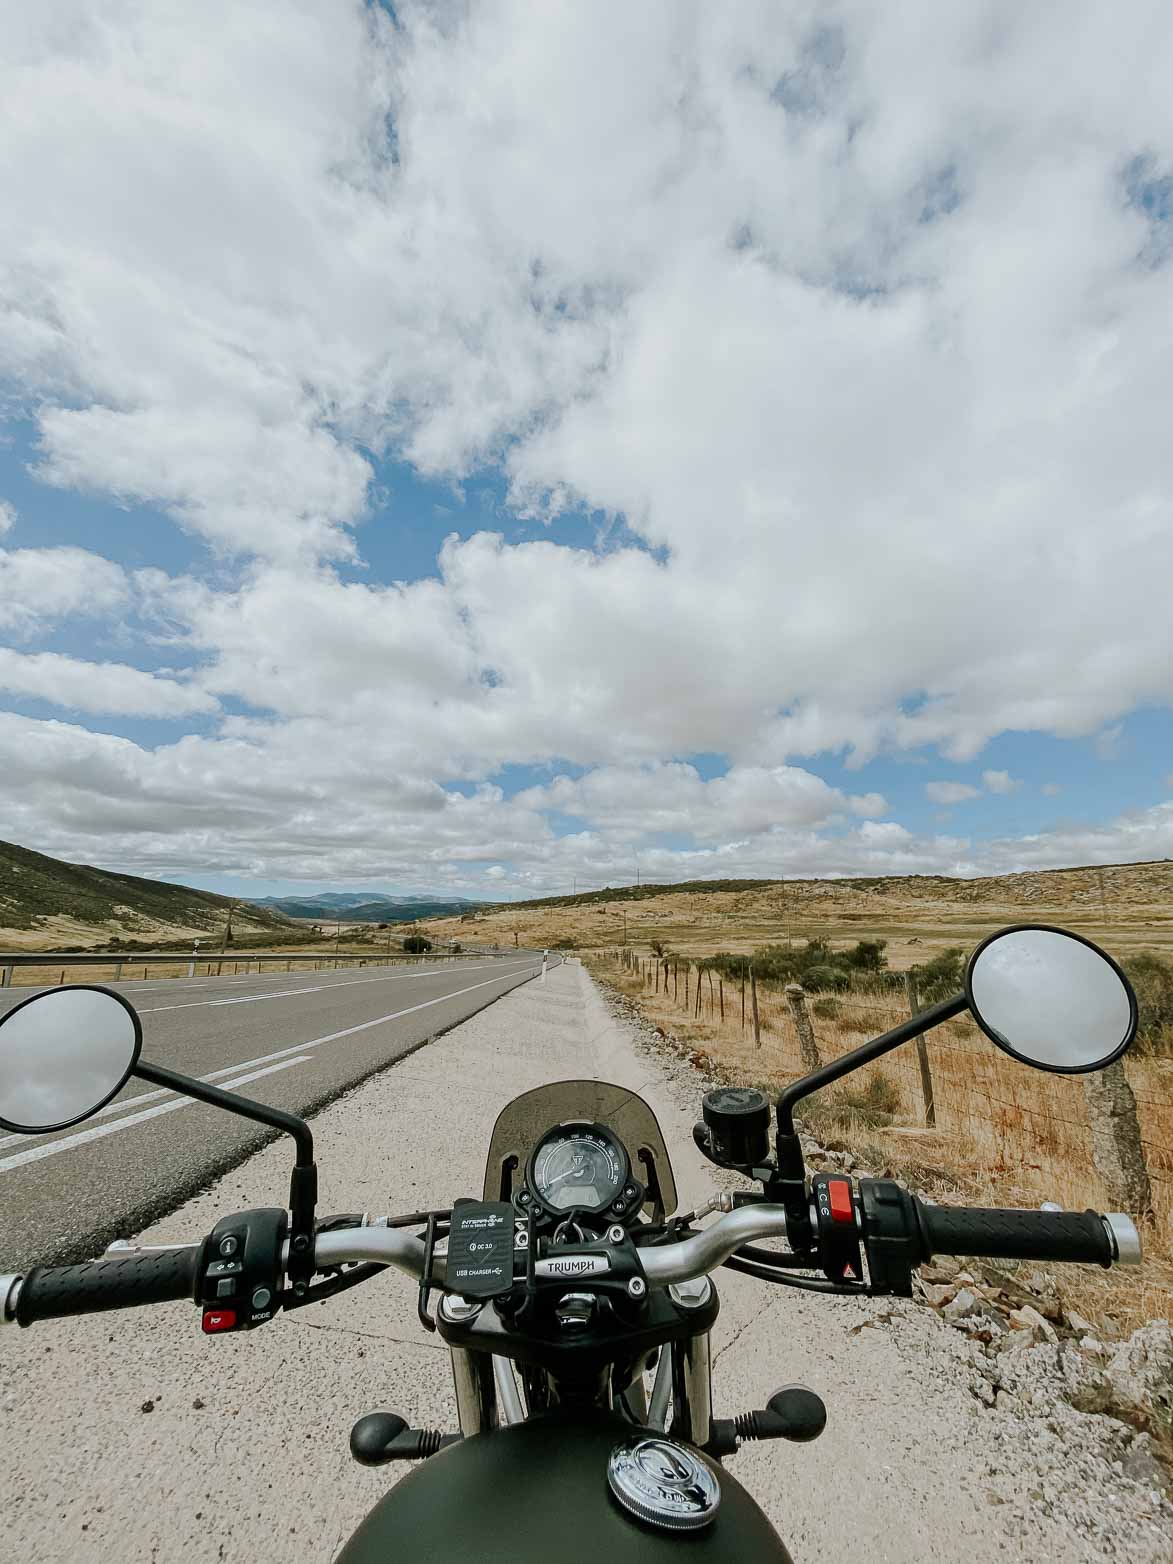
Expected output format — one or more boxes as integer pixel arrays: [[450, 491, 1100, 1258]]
[[1, 960, 1169, 1562]]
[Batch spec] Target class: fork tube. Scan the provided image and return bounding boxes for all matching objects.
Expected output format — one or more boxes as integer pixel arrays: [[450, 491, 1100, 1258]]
[[450, 1346, 496, 1436], [492, 1354, 526, 1425], [647, 1348, 672, 1430], [669, 1330, 712, 1447]]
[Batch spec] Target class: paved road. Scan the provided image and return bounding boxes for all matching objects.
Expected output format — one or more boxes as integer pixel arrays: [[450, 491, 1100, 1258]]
[[0, 955, 545, 1270]]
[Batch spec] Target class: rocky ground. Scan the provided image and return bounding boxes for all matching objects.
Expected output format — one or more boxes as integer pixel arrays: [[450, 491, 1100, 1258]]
[[598, 978, 1173, 1558]]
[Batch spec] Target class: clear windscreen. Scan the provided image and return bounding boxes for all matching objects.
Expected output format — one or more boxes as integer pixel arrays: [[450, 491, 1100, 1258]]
[[482, 1079, 678, 1218]]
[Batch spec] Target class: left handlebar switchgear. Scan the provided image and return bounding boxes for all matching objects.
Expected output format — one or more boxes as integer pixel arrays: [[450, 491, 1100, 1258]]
[[197, 1208, 287, 1334]]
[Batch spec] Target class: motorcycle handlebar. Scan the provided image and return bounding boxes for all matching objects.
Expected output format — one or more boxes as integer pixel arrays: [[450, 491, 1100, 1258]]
[[2, 1197, 1139, 1327], [293, 1197, 1142, 1289], [290, 1207, 796, 1287]]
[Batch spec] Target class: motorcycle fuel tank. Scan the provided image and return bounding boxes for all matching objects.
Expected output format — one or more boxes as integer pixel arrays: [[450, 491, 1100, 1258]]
[[336, 1409, 792, 1563]]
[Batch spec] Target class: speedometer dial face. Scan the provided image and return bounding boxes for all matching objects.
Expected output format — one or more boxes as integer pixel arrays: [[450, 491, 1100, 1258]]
[[531, 1127, 626, 1214]]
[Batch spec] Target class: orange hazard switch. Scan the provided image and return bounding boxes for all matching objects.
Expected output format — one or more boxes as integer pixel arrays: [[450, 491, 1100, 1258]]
[[827, 1179, 854, 1225]]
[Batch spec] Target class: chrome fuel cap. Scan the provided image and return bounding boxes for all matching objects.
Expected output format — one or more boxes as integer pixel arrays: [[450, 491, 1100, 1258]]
[[607, 1436, 720, 1532]]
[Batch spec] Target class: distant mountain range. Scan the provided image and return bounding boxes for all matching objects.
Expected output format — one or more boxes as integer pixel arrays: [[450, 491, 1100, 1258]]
[[248, 892, 484, 923]]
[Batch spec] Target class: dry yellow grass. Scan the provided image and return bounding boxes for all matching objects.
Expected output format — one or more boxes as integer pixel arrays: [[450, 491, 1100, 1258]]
[[595, 952, 1172, 1335], [428, 859, 1173, 968]]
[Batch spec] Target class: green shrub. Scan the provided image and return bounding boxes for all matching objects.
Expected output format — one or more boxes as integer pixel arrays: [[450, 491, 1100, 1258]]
[[403, 934, 432, 953], [811, 996, 841, 1020], [1122, 953, 1173, 1057], [845, 939, 888, 972], [802, 963, 850, 993], [909, 947, 966, 1005]]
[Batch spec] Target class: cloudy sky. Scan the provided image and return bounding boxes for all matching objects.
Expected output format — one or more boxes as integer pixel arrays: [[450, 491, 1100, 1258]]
[[1, 2, 1171, 900]]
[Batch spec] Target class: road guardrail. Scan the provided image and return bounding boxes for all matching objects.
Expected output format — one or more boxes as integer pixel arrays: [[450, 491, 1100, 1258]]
[[0, 946, 531, 989]]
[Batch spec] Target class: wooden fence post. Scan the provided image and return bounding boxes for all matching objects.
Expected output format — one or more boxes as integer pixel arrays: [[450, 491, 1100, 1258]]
[[694, 966, 703, 1019], [1081, 1062, 1153, 1217], [784, 984, 820, 1070], [719, 978, 725, 1022], [684, 966, 690, 1012], [905, 971, 936, 1127], [750, 966, 762, 1049], [740, 975, 746, 1033], [673, 963, 679, 1001]]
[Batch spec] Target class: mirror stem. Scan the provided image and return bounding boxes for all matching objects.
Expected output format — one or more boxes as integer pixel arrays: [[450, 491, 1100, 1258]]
[[769, 993, 967, 1251], [134, 1058, 319, 1299], [134, 1060, 315, 1165], [775, 992, 967, 1139]]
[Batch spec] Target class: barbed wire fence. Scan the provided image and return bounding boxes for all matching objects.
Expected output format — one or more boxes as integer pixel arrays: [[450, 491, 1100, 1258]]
[[605, 948, 1170, 1233]]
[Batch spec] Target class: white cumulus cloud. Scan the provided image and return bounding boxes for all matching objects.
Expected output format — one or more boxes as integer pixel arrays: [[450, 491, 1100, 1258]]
[[982, 770, 1023, 795], [925, 781, 980, 805], [0, 649, 217, 718]]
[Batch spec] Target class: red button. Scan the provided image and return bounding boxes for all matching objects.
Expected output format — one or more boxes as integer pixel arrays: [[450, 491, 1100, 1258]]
[[202, 1308, 236, 1333], [828, 1179, 854, 1225]]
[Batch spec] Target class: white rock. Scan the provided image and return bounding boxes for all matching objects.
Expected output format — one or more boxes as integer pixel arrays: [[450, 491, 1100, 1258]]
[[1008, 1305, 1059, 1344], [1104, 1322, 1173, 1436], [943, 1288, 982, 1321]]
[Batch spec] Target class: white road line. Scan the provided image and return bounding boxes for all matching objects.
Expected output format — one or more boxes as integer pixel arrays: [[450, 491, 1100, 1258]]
[[0, 965, 536, 1173], [134, 961, 531, 1015], [0, 1058, 312, 1174]]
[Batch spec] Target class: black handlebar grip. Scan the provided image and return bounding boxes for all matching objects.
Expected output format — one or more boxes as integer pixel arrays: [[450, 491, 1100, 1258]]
[[919, 1205, 1114, 1268], [15, 1247, 201, 1325]]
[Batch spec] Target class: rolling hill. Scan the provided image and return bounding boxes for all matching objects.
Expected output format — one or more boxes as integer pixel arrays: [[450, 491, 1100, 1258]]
[[250, 893, 483, 923], [0, 839, 294, 950], [426, 859, 1173, 968]]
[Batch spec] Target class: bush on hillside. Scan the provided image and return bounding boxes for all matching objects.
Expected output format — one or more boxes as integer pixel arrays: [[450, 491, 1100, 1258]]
[[1122, 953, 1173, 1057], [908, 947, 966, 1006], [403, 934, 432, 953]]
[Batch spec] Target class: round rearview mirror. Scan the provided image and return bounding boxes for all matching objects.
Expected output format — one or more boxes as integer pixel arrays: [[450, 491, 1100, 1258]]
[[0, 985, 142, 1134], [965, 925, 1136, 1074]]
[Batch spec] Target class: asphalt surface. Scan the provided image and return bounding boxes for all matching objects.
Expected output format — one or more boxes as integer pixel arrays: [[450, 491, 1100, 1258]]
[[0, 954, 544, 1270]]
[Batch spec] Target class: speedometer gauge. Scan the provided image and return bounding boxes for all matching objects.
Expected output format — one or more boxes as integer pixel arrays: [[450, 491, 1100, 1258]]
[[527, 1123, 629, 1216]]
